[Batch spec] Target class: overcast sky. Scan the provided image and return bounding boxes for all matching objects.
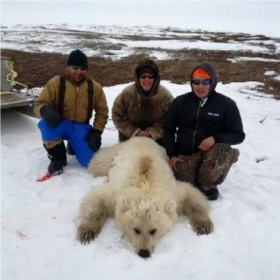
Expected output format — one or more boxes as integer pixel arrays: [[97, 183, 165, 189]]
[[1, 1, 280, 37]]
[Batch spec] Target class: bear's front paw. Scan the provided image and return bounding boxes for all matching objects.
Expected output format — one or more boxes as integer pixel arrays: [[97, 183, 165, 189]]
[[193, 219, 213, 235], [77, 226, 96, 244]]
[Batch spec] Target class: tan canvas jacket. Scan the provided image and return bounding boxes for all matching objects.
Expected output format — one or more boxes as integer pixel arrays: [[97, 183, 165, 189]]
[[112, 58, 174, 141], [34, 75, 108, 132]]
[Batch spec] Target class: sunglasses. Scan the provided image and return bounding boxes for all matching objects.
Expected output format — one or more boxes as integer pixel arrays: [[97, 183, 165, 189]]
[[191, 79, 211, 85], [140, 75, 154, 80], [71, 65, 87, 71]]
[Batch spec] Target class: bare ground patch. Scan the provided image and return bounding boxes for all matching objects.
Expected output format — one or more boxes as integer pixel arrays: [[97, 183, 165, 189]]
[[1, 28, 280, 99]]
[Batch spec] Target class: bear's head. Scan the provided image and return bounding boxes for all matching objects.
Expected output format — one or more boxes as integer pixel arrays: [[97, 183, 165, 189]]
[[115, 195, 177, 258]]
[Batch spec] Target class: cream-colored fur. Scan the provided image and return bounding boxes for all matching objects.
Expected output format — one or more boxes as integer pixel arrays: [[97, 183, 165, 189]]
[[78, 137, 213, 258]]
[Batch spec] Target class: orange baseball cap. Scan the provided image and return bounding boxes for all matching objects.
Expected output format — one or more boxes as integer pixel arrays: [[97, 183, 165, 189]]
[[192, 67, 211, 79]]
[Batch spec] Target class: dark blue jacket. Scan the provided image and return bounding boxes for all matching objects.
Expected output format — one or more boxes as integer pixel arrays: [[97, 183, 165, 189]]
[[163, 62, 245, 158]]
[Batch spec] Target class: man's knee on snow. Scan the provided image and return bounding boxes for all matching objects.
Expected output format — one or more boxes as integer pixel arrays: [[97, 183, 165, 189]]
[[198, 144, 240, 188]]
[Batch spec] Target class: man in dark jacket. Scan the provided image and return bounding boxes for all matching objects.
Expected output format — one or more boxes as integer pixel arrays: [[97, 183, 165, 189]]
[[163, 62, 245, 200], [34, 49, 108, 175]]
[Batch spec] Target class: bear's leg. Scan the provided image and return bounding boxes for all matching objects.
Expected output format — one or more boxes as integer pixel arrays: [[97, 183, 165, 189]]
[[174, 181, 214, 235], [77, 183, 113, 244]]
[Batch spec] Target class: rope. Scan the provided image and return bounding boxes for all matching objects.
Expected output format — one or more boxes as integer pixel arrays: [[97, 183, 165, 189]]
[[5, 60, 41, 97]]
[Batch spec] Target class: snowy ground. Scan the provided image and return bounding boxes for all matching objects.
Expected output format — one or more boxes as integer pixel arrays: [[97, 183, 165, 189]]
[[2, 79, 280, 280], [1, 2, 280, 280]]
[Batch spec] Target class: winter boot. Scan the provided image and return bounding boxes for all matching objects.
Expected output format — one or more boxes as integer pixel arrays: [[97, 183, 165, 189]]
[[66, 142, 76, 155], [44, 142, 67, 175], [201, 188, 220, 201]]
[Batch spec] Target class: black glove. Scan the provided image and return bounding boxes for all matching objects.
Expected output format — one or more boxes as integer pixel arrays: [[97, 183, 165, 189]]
[[40, 106, 64, 128], [84, 128, 102, 152]]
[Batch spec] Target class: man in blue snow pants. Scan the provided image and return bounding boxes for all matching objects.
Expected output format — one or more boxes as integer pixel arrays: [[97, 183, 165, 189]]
[[34, 49, 108, 175]]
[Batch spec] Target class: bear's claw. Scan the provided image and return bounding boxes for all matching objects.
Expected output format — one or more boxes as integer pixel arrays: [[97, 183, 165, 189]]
[[196, 227, 211, 235], [77, 227, 96, 244], [194, 220, 213, 235]]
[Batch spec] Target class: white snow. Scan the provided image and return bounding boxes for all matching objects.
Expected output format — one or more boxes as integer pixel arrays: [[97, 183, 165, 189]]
[[265, 71, 277, 76]]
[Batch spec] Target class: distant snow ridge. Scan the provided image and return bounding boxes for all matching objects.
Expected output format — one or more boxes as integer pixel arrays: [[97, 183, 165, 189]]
[[1, 24, 280, 60]]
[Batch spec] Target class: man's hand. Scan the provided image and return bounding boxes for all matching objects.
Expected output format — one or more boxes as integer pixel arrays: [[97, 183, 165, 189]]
[[169, 156, 184, 172], [198, 136, 215, 151], [40, 106, 64, 128], [137, 130, 150, 137], [84, 128, 102, 152]]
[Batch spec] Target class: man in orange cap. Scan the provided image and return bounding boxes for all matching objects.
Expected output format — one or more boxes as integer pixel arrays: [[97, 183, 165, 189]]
[[163, 62, 245, 200]]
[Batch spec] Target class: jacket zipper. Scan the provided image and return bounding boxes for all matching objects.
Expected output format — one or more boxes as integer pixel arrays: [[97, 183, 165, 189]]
[[192, 101, 201, 153]]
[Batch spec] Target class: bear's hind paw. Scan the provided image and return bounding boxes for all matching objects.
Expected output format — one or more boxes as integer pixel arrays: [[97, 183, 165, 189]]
[[77, 227, 96, 244]]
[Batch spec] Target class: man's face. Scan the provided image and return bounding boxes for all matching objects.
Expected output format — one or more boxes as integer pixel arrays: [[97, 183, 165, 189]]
[[67, 65, 87, 84], [139, 74, 155, 92], [191, 75, 211, 99]]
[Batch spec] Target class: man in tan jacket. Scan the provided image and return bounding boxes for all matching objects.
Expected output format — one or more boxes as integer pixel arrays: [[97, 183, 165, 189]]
[[112, 58, 174, 146], [34, 49, 108, 175]]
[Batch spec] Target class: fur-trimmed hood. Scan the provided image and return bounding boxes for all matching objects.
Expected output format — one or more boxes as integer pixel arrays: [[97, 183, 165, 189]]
[[134, 58, 160, 97]]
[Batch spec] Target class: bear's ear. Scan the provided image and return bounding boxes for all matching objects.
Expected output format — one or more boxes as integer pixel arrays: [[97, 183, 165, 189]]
[[118, 197, 131, 213], [164, 200, 177, 214]]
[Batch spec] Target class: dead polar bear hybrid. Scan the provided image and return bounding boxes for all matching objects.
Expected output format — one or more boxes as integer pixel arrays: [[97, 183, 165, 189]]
[[77, 137, 213, 258]]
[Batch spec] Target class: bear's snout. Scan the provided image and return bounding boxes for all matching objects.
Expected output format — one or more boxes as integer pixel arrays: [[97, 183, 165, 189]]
[[138, 249, 150, 258]]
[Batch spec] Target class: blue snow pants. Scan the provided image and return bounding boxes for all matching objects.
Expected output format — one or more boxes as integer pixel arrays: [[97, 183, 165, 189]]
[[37, 119, 95, 167]]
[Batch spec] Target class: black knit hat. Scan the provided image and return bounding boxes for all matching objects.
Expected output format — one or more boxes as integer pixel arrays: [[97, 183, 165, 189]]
[[67, 49, 88, 69]]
